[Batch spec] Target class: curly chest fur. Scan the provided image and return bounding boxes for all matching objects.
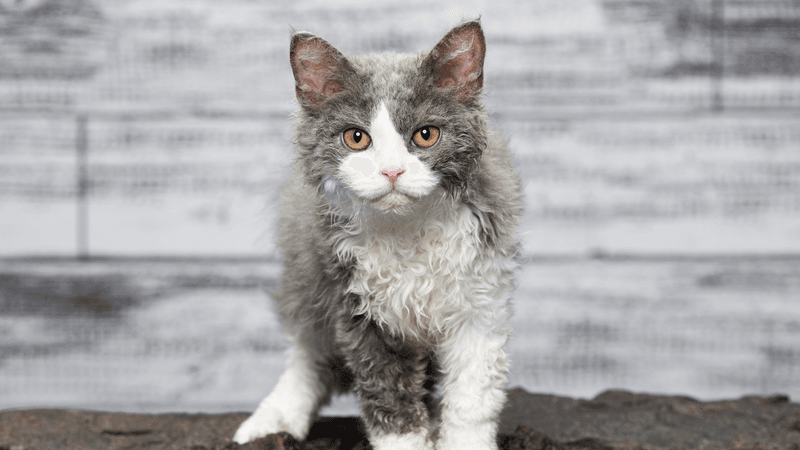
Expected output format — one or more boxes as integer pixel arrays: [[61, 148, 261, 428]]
[[336, 195, 516, 341]]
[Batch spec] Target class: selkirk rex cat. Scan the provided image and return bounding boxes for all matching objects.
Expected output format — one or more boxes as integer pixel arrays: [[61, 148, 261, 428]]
[[234, 20, 523, 450]]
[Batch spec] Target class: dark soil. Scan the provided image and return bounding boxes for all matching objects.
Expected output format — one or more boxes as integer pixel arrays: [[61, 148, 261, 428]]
[[2, 388, 800, 450]]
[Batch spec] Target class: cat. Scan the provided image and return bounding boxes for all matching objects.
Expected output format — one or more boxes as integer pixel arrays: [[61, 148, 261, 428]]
[[233, 19, 522, 450]]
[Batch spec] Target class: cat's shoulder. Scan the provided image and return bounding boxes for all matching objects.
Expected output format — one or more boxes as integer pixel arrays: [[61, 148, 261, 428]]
[[278, 165, 320, 232], [473, 130, 522, 202], [463, 129, 523, 251]]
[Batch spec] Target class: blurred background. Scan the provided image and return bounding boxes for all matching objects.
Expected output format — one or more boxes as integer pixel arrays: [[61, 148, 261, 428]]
[[1, 0, 799, 414]]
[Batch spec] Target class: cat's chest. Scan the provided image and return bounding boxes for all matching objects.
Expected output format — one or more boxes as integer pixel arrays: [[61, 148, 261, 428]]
[[337, 201, 495, 338]]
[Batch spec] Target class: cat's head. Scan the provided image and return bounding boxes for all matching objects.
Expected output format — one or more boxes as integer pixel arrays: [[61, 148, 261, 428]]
[[289, 20, 488, 216]]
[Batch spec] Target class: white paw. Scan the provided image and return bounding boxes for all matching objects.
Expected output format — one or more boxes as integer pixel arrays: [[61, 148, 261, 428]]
[[370, 431, 434, 450], [437, 436, 499, 450], [436, 425, 499, 450], [232, 398, 311, 444]]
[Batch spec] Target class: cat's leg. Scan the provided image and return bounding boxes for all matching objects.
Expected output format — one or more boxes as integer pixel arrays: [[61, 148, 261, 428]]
[[435, 326, 510, 450], [336, 315, 435, 450], [232, 331, 333, 444]]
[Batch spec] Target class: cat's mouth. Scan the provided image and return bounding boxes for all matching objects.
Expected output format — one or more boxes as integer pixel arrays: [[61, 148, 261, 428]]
[[371, 190, 416, 213]]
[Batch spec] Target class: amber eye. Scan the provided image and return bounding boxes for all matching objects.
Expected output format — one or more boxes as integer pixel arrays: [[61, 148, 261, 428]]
[[411, 126, 440, 148], [342, 128, 371, 151]]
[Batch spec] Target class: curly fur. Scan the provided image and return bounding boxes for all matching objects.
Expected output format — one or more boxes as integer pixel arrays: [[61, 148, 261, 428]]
[[234, 20, 523, 450]]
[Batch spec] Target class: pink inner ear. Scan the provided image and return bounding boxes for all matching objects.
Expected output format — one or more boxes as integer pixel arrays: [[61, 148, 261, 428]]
[[433, 26, 486, 98], [291, 38, 344, 105]]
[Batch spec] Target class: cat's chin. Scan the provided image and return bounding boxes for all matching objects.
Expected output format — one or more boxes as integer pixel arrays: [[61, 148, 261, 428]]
[[371, 191, 416, 214]]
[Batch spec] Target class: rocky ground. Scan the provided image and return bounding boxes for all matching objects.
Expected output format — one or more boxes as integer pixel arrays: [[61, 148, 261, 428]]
[[3, 388, 800, 450]]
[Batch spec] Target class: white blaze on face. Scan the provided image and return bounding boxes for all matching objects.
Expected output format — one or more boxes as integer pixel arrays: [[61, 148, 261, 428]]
[[338, 102, 439, 202]]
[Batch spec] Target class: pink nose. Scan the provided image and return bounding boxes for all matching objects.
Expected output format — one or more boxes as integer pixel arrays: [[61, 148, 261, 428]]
[[380, 169, 404, 187]]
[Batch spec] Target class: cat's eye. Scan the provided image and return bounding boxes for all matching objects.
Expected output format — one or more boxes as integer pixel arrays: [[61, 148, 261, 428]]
[[342, 128, 371, 151], [411, 126, 440, 148]]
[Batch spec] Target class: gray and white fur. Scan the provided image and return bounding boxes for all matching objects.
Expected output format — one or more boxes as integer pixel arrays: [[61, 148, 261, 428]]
[[234, 20, 523, 450]]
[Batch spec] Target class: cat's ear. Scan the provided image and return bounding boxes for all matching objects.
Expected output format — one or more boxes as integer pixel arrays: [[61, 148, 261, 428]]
[[425, 20, 486, 102], [290, 31, 351, 107]]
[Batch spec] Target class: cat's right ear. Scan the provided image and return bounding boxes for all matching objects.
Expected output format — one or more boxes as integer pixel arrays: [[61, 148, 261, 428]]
[[290, 32, 350, 107]]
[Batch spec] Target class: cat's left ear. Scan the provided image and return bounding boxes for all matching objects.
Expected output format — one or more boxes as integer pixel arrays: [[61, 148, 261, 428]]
[[424, 20, 486, 102]]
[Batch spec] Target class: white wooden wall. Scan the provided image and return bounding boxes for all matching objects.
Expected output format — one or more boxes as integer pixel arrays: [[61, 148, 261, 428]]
[[2, 0, 799, 257]]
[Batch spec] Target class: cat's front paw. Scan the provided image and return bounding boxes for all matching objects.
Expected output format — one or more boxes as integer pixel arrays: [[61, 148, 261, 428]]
[[232, 399, 310, 444], [369, 431, 434, 450], [232, 416, 274, 445], [436, 426, 499, 450]]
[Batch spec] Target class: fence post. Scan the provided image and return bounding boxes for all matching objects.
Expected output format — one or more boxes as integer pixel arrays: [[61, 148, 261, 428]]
[[76, 114, 89, 261]]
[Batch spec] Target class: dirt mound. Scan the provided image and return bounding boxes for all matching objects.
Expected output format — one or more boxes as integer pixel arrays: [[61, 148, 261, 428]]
[[2, 388, 799, 450]]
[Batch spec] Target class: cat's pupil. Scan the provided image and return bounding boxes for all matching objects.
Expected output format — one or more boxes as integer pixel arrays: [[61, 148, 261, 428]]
[[353, 131, 363, 143], [420, 128, 430, 140]]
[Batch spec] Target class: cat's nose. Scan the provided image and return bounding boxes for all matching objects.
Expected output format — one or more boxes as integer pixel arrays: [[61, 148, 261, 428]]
[[380, 169, 404, 188]]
